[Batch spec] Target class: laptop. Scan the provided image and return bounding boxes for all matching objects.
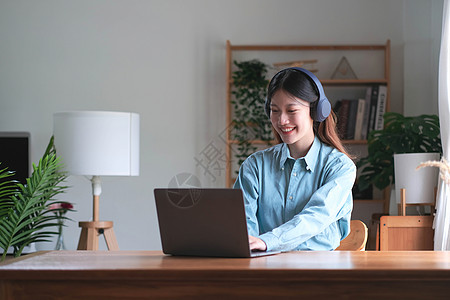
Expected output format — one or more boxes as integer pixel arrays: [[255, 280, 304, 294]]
[[154, 188, 280, 258]]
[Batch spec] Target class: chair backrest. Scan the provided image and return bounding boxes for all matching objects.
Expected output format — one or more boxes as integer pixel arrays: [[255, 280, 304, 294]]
[[336, 220, 368, 251], [379, 215, 434, 251]]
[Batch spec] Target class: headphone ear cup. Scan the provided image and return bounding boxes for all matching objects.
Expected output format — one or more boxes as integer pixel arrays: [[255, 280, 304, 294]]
[[316, 97, 331, 122], [290, 68, 330, 122]]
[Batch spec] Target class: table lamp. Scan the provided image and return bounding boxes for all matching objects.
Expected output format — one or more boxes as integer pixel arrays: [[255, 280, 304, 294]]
[[53, 111, 139, 250]]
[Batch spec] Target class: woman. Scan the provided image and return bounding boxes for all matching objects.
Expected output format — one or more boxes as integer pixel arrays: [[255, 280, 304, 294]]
[[233, 67, 356, 252]]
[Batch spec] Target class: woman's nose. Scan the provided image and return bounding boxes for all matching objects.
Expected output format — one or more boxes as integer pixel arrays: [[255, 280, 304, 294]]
[[279, 113, 290, 125]]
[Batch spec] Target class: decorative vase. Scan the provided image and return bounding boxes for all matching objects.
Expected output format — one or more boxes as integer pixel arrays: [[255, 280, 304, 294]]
[[55, 220, 66, 250]]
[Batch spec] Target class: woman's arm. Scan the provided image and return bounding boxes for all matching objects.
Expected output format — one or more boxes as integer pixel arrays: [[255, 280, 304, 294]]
[[233, 156, 261, 237], [259, 157, 356, 252]]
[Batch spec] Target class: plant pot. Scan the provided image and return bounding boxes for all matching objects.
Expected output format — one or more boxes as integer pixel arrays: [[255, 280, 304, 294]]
[[394, 153, 440, 205]]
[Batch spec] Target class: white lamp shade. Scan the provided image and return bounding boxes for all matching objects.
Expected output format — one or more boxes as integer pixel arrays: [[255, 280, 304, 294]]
[[53, 111, 140, 176]]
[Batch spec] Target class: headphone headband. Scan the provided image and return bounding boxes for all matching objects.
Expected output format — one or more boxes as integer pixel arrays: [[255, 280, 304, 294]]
[[265, 67, 331, 122]]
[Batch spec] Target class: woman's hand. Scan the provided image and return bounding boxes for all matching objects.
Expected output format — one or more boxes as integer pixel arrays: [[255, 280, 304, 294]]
[[248, 235, 267, 251]]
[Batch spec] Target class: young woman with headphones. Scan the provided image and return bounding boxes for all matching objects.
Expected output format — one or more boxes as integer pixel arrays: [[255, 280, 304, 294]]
[[233, 67, 356, 252]]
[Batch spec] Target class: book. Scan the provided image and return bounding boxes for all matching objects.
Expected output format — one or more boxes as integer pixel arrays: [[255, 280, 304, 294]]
[[366, 85, 379, 137], [374, 85, 387, 131], [345, 99, 359, 140], [360, 86, 372, 140], [354, 98, 366, 140]]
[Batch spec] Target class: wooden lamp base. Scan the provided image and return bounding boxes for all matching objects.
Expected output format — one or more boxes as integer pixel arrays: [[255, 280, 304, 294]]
[[77, 183, 119, 251], [77, 221, 119, 250]]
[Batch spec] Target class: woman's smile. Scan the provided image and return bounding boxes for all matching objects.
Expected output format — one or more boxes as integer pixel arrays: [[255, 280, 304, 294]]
[[280, 126, 296, 134]]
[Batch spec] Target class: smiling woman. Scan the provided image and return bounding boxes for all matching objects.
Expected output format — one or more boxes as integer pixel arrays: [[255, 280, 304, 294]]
[[234, 67, 356, 252]]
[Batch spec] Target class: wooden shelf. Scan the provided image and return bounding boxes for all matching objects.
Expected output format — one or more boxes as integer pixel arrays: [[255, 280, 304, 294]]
[[354, 199, 386, 204], [229, 44, 386, 51], [342, 139, 368, 145], [225, 40, 391, 214], [229, 139, 276, 145], [321, 79, 388, 85], [228, 79, 388, 86], [229, 139, 367, 145]]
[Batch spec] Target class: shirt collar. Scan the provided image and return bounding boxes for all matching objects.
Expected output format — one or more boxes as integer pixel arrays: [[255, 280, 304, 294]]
[[303, 136, 320, 172], [279, 143, 290, 170], [278, 136, 320, 172]]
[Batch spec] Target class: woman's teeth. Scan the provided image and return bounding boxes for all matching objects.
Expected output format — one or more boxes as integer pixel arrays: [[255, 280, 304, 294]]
[[281, 127, 294, 133]]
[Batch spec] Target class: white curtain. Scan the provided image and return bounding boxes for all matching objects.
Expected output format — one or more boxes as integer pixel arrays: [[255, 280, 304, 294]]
[[435, 0, 450, 251]]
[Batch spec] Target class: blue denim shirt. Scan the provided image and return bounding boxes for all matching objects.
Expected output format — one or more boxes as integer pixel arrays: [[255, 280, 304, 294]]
[[233, 136, 356, 251]]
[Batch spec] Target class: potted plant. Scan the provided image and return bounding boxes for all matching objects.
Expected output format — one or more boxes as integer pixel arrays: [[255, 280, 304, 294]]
[[231, 59, 273, 171], [0, 137, 69, 261], [357, 112, 441, 207]]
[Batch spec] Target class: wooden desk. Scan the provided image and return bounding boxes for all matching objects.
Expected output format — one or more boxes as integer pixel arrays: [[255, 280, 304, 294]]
[[1, 250, 450, 299]]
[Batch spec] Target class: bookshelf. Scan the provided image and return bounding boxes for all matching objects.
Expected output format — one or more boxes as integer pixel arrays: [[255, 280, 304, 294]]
[[225, 40, 391, 213]]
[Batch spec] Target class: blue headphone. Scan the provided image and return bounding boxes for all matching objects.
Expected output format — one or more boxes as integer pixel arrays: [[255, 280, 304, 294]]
[[265, 67, 331, 122]]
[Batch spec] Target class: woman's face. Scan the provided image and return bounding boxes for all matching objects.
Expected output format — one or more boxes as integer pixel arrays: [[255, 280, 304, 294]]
[[270, 89, 315, 156]]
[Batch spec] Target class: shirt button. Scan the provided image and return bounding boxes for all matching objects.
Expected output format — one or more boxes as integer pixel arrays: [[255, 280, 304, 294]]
[[282, 167, 284, 170], [293, 173, 297, 176], [306, 166, 310, 170], [289, 196, 293, 200]]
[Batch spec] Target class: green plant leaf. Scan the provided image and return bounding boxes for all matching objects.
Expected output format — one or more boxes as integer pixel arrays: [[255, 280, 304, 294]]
[[0, 137, 68, 261], [0, 166, 19, 219], [231, 59, 272, 171], [357, 112, 442, 191]]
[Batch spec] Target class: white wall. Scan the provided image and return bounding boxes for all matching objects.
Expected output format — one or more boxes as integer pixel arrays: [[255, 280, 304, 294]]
[[0, 0, 441, 251], [403, 0, 444, 116]]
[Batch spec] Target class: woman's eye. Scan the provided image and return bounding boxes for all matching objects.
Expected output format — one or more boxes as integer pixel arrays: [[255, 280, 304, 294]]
[[288, 110, 298, 113]]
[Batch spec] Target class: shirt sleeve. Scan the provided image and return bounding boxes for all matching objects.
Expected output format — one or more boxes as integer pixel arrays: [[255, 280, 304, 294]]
[[233, 156, 260, 237], [259, 156, 356, 252]]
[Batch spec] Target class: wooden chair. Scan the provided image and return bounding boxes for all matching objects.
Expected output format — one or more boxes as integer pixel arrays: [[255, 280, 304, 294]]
[[336, 220, 368, 251], [372, 188, 437, 250], [379, 215, 434, 251]]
